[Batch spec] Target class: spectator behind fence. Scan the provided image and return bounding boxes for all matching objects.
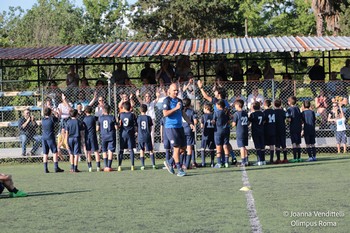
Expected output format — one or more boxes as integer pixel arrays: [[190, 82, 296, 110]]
[[175, 55, 191, 81], [308, 58, 325, 97], [18, 109, 41, 156], [111, 63, 129, 85], [66, 65, 80, 101], [315, 89, 329, 129], [245, 61, 262, 95], [326, 72, 339, 97], [95, 79, 107, 100], [156, 59, 174, 85], [231, 60, 244, 89], [80, 77, 93, 99], [215, 59, 228, 82], [247, 86, 264, 111], [212, 76, 225, 92], [182, 72, 196, 101], [229, 89, 247, 111], [118, 92, 135, 113], [340, 59, 350, 81], [140, 62, 157, 84], [262, 60, 276, 98], [46, 81, 63, 108]]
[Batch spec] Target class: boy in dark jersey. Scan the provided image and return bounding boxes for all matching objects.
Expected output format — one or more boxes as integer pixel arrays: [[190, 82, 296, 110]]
[[274, 99, 288, 163], [118, 101, 137, 171], [301, 100, 317, 161], [65, 109, 84, 172], [83, 106, 101, 172], [249, 102, 266, 166], [97, 105, 117, 172], [263, 100, 276, 164], [138, 104, 156, 170], [287, 96, 303, 162], [200, 103, 215, 167], [212, 99, 231, 168], [182, 98, 198, 169], [232, 99, 249, 166], [42, 107, 64, 173]]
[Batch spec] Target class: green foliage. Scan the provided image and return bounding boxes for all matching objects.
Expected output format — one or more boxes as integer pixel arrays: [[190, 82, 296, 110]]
[[339, 0, 350, 35]]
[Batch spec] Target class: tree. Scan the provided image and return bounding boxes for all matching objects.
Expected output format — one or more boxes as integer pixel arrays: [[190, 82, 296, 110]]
[[339, 0, 350, 35]]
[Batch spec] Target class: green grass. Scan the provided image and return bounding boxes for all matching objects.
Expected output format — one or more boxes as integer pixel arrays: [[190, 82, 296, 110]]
[[0, 154, 349, 233]]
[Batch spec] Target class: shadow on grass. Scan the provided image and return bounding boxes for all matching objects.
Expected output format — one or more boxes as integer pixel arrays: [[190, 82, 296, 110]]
[[0, 190, 91, 199]]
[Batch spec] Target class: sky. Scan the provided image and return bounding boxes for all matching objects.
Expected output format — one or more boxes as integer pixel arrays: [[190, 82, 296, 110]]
[[0, 0, 137, 12]]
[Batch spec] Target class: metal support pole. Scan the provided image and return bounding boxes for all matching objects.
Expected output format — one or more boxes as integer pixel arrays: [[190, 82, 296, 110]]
[[37, 60, 40, 89], [328, 51, 331, 80]]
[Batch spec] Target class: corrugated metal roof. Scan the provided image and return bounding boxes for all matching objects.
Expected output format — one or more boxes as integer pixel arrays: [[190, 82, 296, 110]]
[[1, 36, 350, 60]]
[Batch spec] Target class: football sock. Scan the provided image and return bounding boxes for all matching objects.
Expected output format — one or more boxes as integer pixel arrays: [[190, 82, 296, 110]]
[[210, 151, 215, 164], [180, 154, 184, 166], [225, 155, 229, 164], [276, 150, 281, 160], [118, 151, 123, 166], [261, 150, 265, 162], [283, 150, 288, 160], [312, 147, 316, 158], [165, 150, 170, 162], [88, 162, 92, 168], [168, 157, 174, 165], [306, 148, 312, 157], [221, 151, 225, 164], [96, 161, 100, 168], [270, 150, 274, 162], [141, 157, 145, 166], [186, 155, 191, 169], [292, 148, 297, 160], [201, 150, 205, 165], [176, 162, 181, 171], [191, 149, 196, 163], [44, 162, 48, 171], [130, 150, 135, 166], [256, 150, 261, 162], [297, 148, 301, 159], [108, 159, 112, 168], [217, 157, 221, 164], [230, 150, 235, 159], [54, 162, 58, 170], [70, 164, 74, 170], [74, 165, 78, 172], [150, 153, 155, 166], [103, 158, 108, 167]]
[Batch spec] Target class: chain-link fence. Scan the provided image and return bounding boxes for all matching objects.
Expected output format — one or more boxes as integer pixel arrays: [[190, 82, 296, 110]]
[[0, 79, 349, 162]]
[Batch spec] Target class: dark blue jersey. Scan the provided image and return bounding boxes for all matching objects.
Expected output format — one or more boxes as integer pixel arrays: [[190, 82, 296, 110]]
[[83, 115, 97, 137], [137, 114, 153, 142], [233, 110, 248, 139], [287, 106, 302, 133], [42, 116, 59, 140], [66, 118, 82, 138], [302, 109, 316, 135], [213, 109, 230, 133], [212, 97, 230, 112], [274, 109, 287, 136], [163, 96, 183, 128], [249, 111, 265, 136], [263, 108, 276, 136], [77, 111, 86, 123], [98, 115, 117, 141], [120, 112, 137, 134], [201, 113, 215, 140], [183, 108, 197, 135]]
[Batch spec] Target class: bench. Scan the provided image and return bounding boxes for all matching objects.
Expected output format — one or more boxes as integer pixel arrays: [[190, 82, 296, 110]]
[[0, 106, 42, 112], [0, 136, 20, 143], [0, 91, 40, 97]]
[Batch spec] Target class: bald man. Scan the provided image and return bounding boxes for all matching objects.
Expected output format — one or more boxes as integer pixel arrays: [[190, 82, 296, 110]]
[[163, 83, 194, 177]]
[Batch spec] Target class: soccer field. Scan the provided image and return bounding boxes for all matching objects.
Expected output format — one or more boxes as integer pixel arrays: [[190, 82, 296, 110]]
[[0, 154, 349, 233]]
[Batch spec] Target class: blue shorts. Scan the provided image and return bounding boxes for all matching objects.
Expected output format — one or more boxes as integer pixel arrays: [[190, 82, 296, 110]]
[[85, 135, 99, 152], [120, 133, 136, 150], [265, 135, 275, 146], [102, 139, 116, 153], [304, 134, 316, 145], [68, 137, 81, 155], [290, 132, 302, 144], [336, 131, 347, 144], [237, 138, 248, 148], [165, 128, 186, 148], [186, 134, 195, 146], [201, 138, 215, 150], [42, 138, 58, 155], [214, 131, 230, 146], [252, 135, 265, 150], [275, 134, 286, 148], [138, 141, 153, 152], [0, 183, 4, 194]]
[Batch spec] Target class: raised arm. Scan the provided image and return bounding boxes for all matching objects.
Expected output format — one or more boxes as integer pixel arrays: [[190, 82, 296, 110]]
[[197, 80, 212, 102]]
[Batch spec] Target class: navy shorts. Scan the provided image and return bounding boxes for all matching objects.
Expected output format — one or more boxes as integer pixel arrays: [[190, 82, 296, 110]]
[[290, 132, 302, 144], [201, 138, 215, 150], [186, 134, 195, 146], [165, 128, 186, 148], [102, 139, 116, 153], [252, 135, 265, 150], [265, 135, 275, 146], [336, 131, 347, 144], [275, 134, 286, 148], [214, 130, 230, 146], [85, 135, 99, 152], [304, 134, 316, 145], [0, 183, 4, 194], [42, 138, 58, 155], [138, 141, 153, 152], [120, 133, 136, 150], [237, 138, 248, 148], [68, 137, 81, 155]]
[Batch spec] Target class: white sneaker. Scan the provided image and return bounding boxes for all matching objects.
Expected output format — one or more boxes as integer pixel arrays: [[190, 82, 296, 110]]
[[88, 167, 92, 172], [96, 167, 101, 172]]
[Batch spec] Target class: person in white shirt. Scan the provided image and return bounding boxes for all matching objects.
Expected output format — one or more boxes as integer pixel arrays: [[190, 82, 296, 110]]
[[328, 103, 347, 154], [247, 87, 264, 111]]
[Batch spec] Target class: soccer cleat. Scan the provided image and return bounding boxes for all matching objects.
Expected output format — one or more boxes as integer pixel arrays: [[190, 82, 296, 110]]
[[312, 157, 317, 161], [9, 190, 27, 198], [307, 157, 314, 162], [210, 163, 215, 168], [224, 163, 229, 168], [96, 167, 101, 172], [298, 158, 303, 162], [117, 166, 122, 172], [55, 167, 64, 173], [273, 159, 282, 164], [201, 163, 206, 167], [74, 169, 81, 173], [131, 166, 135, 171], [191, 163, 197, 169], [140, 166, 145, 170], [45, 169, 50, 173], [289, 159, 298, 163], [163, 161, 175, 175], [262, 161, 267, 165], [282, 159, 289, 163], [231, 158, 237, 165], [152, 165, 157, 170], [177, 169, 186, 177], [214, 163, 222, 168], [88, 167, 92, 172]]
